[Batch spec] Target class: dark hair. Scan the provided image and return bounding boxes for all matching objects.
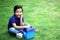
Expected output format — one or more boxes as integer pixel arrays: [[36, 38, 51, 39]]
[[14, 5, 23, 13]]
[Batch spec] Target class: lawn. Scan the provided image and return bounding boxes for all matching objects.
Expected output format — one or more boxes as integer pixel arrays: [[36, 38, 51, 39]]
[[0, 0, 60, 40]]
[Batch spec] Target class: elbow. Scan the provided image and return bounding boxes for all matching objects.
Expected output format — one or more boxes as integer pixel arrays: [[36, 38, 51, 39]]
[[13, 26, 18, 29]]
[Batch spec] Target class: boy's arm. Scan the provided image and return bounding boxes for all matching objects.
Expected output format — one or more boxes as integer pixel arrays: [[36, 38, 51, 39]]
[[12, 15, 30, 29], [12, 23, 29, 29], [20, 15, 24, 26]]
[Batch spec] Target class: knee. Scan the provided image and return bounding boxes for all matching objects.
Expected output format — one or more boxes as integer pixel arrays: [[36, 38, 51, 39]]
[[8, 27, 17, 33], [9, 27, 15, 31], [8, 27, 19, 34]]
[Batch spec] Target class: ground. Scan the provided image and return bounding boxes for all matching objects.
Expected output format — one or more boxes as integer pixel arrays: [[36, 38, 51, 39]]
[[0, 0, 60, 40]]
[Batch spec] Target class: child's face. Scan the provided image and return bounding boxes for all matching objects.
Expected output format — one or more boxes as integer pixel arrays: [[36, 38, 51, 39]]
[[15, 8, 22, 18]]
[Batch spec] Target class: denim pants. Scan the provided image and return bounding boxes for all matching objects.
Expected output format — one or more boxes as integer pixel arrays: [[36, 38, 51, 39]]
[[8, 24, 30, 35]]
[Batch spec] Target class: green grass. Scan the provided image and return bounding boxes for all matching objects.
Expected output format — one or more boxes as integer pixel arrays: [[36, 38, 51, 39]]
[[0, 0, 60, 40]]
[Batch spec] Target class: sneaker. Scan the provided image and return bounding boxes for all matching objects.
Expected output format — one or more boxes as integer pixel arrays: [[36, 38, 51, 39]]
[[16, 33, 23, 38]]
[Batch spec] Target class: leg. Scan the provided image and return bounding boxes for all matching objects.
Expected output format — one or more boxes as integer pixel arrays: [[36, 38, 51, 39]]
[[8, 27, 19, 34], [8, 24, 30, 35], [8, 27, 24, 38], [24, 24, 40, 32]]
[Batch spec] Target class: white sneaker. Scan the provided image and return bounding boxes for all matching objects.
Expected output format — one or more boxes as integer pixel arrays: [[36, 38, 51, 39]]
[[16, 33, 23, 38]]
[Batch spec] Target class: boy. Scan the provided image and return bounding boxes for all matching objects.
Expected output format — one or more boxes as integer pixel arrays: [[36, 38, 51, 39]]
[[8, 5, 39, 38]]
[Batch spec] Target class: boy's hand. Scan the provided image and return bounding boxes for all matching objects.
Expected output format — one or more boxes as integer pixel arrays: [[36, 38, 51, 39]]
[[20, 15, 22, 19], [24, 26, 30, 28], [20, 15, 24, 26]]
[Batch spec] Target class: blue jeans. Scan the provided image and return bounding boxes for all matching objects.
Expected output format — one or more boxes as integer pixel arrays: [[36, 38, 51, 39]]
[[8, 24, 30, 34]]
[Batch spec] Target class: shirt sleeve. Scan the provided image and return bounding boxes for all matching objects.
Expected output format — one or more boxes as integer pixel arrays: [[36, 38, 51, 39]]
[[10, 17, 16, 24]]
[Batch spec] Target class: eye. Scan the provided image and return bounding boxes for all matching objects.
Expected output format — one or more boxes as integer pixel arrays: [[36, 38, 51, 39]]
[[16, 11, 20, 13]]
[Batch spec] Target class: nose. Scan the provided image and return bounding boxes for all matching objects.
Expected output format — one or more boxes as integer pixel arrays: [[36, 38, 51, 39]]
[[18, 13, 22, 15]]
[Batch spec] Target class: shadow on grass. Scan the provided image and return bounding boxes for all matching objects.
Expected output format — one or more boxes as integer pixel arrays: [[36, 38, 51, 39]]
[[0, 31, 25, 40], [0, 31, 34, 40]]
